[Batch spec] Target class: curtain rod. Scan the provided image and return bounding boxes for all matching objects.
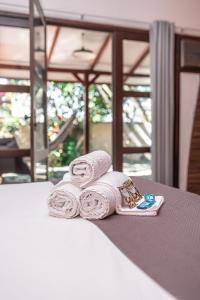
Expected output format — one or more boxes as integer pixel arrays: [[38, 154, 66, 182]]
[[0, 2, 200, 35]]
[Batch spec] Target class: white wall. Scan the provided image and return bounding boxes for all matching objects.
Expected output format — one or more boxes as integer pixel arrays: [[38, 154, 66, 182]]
[[1, 0, 200, 31]]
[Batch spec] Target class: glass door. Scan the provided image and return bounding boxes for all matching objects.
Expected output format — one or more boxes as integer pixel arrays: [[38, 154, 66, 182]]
[[30, 0, 48, 181], [112, 30, 152, 178]]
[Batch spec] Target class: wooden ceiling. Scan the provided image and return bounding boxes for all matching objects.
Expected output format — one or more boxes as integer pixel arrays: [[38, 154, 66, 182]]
[[0, 25, 150, 85]]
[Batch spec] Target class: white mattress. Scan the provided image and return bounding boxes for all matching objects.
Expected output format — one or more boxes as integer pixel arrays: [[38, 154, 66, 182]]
[[0, 182, 175, 300]]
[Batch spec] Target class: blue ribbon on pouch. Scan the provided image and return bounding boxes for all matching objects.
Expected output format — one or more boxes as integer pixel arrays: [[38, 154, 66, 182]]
[[136, 193, 156, 210]]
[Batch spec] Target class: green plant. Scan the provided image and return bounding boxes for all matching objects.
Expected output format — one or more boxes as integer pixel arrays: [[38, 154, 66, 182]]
[[3, 117, 20, 133], [89, 84, 111, 123], [48, 149, 63, 168], [62, 136, 79, 165]]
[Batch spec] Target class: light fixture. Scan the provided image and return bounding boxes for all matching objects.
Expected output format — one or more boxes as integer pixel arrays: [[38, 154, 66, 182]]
[[73, 32, 95, 61]]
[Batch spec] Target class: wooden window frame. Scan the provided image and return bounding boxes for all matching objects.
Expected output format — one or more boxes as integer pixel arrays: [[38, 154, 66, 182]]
[[174, 33, 200, 187], [112, 30, 150, 171]]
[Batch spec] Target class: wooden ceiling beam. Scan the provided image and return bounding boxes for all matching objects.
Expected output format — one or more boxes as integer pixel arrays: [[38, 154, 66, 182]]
[[72, 73, 84, 85], [0, 64, 29, 70], [48, 68, 149, 78], [90, 34, 111, 71], [89, 74, 100, 85], [124, 46, 149, 83], [47, 27, 61, 65], [0, 63, 150, 78]]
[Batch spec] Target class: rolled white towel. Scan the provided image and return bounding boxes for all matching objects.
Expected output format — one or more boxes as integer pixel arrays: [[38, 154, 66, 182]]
[[80, 171, 138, 220], [48, 175, 81, 219], [69, 150, 112, 188]]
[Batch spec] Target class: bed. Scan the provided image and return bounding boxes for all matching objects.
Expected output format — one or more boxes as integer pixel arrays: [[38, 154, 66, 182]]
[[0, 179, 200, 300]]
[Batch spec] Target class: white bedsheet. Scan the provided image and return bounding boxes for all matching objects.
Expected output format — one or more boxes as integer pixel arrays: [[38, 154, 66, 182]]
[[0, 182, 175, 300]]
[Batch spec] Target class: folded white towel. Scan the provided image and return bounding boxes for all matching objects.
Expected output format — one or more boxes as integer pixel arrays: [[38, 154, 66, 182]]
[[117, 196, 164, 216], [69, 150, 112, 188], [48, 175, 81, 219], [80, 171, 128, 220], [80, 171, 164, 219]]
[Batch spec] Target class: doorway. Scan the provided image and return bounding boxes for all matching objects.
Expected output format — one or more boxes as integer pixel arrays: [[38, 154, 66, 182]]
[[0, 7, 152, 183]]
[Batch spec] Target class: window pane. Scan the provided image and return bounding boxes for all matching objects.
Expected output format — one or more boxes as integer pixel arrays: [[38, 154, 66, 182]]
[[123, 97, 151, 147], [123, 153, 152, 178], [47, 82, 84, 181], [123, 40, 150, 88], [0, 92, 30, 148], [89, 83, 112, 155]]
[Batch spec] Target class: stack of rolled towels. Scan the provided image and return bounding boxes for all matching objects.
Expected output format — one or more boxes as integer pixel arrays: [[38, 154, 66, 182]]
[[48, 150, 164, 220]]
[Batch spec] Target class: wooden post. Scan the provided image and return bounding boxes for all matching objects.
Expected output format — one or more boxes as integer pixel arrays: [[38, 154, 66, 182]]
[[84, 73, 89, 154], [173, 34, 181, 188], [112, 32, 123, 171]]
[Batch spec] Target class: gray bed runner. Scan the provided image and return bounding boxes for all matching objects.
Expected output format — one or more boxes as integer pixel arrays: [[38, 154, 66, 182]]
[[92, 177, 200, 300]]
